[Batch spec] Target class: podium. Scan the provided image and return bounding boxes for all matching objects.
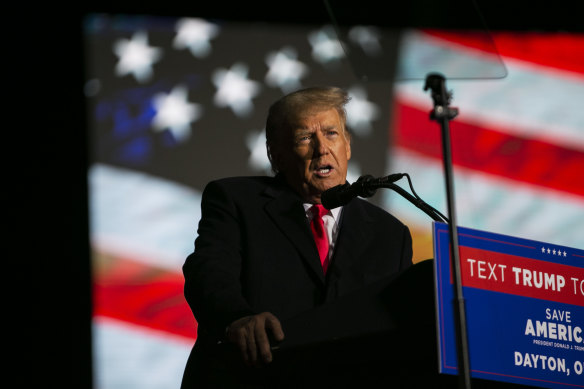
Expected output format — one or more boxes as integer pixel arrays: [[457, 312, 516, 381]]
[[213, 259, 539, 388], [208, 260, 437, 387], [268, 259, 444, 388]]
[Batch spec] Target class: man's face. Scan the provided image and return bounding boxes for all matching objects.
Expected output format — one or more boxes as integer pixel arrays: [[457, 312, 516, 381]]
[[275, 108, 351, 204]]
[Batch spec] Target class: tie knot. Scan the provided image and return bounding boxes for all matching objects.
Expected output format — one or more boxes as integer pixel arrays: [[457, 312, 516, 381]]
[[311, 204, 328, 219]]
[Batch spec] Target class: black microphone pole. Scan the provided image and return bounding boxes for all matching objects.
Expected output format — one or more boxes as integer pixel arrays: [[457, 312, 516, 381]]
[[424, 73, 471, 389]]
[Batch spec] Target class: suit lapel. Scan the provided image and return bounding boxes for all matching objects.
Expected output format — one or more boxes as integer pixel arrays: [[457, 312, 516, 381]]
[[330, 199, 375, 277], [263, 184, 326, 284]]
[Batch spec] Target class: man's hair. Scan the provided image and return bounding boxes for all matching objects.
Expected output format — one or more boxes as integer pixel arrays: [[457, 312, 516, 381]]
[[265, 86, 351, 173]]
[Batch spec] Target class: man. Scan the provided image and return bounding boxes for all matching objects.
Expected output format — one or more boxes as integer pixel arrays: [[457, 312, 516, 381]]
[[181, 86, 413, 387]]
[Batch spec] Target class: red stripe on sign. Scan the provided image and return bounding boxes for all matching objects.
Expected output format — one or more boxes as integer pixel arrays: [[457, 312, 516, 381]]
[[392, 102, 584, 198], [424, 30, 584, 75], [93, 257, 197, 340], [458, 246, 584, 305]]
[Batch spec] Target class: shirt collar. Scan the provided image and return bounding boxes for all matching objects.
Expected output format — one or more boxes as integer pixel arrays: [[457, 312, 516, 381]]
[[303, 203, 342, 222]]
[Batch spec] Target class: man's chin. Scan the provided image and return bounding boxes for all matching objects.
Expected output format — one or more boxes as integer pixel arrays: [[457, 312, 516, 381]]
[[312, 181, 345, 195], [294, 177, 346, 203]]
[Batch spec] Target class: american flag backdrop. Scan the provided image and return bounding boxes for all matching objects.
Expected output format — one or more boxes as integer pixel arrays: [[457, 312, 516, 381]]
[[83, 12, 584, 389]]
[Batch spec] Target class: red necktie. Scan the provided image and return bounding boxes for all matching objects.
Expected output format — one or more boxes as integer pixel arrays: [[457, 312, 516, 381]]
[[310, 204, 330, 274]]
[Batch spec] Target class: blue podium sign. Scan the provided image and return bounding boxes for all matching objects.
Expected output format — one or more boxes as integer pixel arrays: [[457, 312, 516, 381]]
[[433, 222, 584, 388]]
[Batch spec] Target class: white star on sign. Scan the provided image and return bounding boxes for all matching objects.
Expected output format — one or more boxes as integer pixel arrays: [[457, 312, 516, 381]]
[[308, 25, 345, 65], [346, 86, 380, 136], [113, 31, 162, 83], [173, 18, 219, 58], [151, 85, 202, 142], [265, 46, 309, 94], [348, 25, 382, 56], [246, 129, 271, 173], [212, 62, 261, 118]]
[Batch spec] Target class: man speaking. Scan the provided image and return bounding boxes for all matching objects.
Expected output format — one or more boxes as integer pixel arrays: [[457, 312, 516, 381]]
[[181, 86, 413, 388]]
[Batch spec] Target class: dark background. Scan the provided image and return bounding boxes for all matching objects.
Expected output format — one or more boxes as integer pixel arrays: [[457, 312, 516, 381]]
[[25, 1, 579, 387]]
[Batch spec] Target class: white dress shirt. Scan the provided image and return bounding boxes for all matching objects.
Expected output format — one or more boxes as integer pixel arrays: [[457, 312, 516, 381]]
[[304, 203, 342, 261]]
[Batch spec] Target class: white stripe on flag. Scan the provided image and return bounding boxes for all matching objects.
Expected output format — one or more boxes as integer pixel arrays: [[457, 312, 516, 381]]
[[395, 36, 584, 150], [89, 163, 202, 271], [396, 29, 506, 81], [384, 147, 584, 249], [93, 316, 192, 389]]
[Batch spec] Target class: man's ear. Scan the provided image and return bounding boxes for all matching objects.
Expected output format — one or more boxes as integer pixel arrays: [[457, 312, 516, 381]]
[[344, 129, 352, 160], [267, 144, 283, 173]]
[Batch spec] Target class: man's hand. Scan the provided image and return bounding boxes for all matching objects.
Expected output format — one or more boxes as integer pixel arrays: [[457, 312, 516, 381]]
[[226, 312, 285, 367]]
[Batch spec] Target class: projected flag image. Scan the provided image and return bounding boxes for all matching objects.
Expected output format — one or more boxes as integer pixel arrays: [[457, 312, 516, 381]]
[[83, 13, 584, 389]]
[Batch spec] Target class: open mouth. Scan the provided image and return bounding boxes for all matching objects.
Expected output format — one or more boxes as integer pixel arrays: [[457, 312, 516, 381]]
[[314, 164, 333, 176]]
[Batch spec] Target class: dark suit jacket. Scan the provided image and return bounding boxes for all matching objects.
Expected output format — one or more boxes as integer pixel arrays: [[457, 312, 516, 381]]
[[181, 175, 413, 388]]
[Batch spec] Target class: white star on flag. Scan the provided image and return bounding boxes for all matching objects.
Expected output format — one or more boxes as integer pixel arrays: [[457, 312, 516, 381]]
[[113, 31, 163, 83], [212, 62, 262, 118], [308, 25, 345, 65], [173, 18, 220, 58], [151, 85, 202, 142], [246, 129, 271, 173], [346, 86, 380, 136], [264, 46, 309, 93], [348, 25, 382, 56]]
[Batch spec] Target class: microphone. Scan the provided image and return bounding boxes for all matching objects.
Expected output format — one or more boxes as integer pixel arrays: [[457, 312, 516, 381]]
[[321, 173, 405, 209]]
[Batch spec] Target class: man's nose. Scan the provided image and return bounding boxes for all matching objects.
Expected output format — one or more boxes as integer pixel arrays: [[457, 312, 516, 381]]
[[313, 132, 329, 155]]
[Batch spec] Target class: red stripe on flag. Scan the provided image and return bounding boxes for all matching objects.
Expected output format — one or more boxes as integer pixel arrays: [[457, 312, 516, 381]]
[[424, 30, 584, 75], [93, 257, 197, 340], [392, 102, 584, 198]]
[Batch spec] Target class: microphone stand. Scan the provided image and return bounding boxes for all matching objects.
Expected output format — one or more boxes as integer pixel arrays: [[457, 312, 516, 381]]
[[424, 73, 471, 389]]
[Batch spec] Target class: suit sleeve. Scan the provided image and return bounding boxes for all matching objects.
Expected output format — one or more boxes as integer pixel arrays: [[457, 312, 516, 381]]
[[182, 180, 254, 340]]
